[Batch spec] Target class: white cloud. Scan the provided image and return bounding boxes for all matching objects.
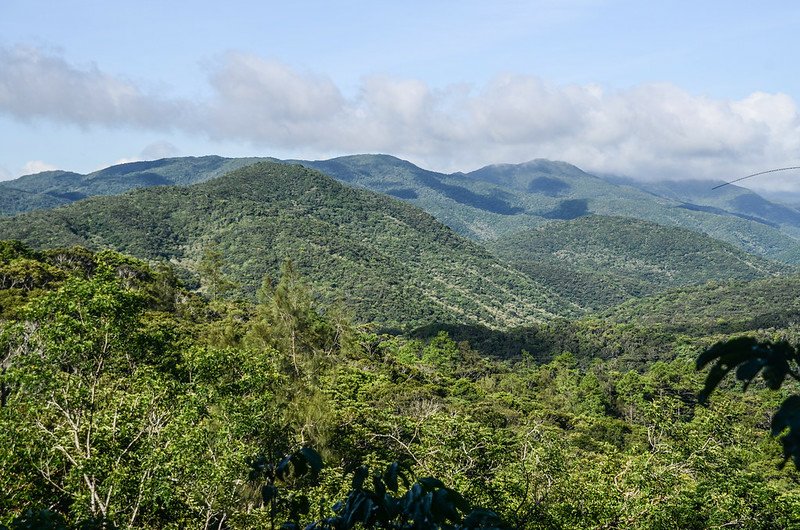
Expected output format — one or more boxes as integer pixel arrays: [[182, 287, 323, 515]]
[[110, 141, 182, 168], [140, 141, 180, 160], [0, 45, 194, 129], [21, 160, 58, 174], [2, 44, 800, 185]]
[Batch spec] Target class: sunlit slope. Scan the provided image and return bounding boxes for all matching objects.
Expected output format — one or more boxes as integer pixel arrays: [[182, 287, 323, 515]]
[[601, 274, 800, 335]]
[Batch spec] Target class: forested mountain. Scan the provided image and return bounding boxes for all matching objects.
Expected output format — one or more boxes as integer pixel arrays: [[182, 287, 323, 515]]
[[487, 215, 788, 311], [5, 154, 800, 264], [0, 162, 575, 328], [608, 176, 800, 238]]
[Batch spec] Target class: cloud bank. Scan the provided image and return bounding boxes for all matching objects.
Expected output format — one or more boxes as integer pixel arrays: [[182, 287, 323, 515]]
[[2, 45, 799, 185]]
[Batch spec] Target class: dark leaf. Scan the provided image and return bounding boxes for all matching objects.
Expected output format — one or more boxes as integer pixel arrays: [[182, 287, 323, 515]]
[[299, 447, 323, 477], [352, 465, 369, 491], [461, 508, 507, 529], [292, 495, 311, 517], [262, 484, 279, 505], [417, 477, 445, 492], [383, 462, 399, 493], [276, 455, 293, 481], [772, 395, 800, 469], [698, 338, 758, 401]]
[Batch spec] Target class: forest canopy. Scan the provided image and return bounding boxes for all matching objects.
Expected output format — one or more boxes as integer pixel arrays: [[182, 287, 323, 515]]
[[1, 241, 799, 529]]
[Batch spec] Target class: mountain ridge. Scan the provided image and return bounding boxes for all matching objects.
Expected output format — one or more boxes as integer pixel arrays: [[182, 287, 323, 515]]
[[5, 153, 800, 263]]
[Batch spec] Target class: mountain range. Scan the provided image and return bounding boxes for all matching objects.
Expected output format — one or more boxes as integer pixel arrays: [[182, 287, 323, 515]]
[[4, 154, 800, 264], [0, 153, 797, 330]]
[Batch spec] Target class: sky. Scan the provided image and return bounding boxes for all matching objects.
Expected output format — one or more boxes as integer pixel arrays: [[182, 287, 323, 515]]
[[2, 0, 800, 190]]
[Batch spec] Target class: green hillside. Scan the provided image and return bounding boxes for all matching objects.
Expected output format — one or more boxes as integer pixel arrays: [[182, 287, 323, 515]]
[[601, 274, 800, 336], [487, 215, 788, 311], [0, 162, 575, 328]]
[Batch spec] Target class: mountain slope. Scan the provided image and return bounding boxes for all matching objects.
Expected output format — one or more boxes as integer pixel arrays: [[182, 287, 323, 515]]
[[487, 215, 788, 311], [600, 274, 800, 336], [0, 162, 575, 328], [300, 154, 539, 239], [306, 155, 800, 263], [606, 176, 800, 238]]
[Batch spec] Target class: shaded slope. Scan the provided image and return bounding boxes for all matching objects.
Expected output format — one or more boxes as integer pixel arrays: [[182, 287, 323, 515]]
[[487, 215, 788, 311], [0, 162, 574, 328]]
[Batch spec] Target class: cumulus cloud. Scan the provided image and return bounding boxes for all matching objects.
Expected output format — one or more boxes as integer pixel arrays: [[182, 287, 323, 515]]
[[2, 44, 800, 184], [22, 160, 59, 174], [111, 141, 182, 167], [0, 45, 194, 129]]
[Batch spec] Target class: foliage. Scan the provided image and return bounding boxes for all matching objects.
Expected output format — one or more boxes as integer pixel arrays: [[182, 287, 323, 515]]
[[250, 449, 508, 530], [698, 336, 800, 469], [2, 244, 800, 528], [487, 215, 787, 312]]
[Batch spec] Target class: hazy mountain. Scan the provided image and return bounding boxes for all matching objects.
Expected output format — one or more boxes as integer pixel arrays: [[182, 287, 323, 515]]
[[605, 176, 800, 238], [486, 215, 788, 311], [0, 156, 270, 213], [0, 162, 576, 328]]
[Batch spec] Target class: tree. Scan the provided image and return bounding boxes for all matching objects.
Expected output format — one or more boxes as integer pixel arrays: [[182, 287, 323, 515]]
[[2, 268, 177, 525], [248, 448, 509, 530], [197, 244, 235, 302]]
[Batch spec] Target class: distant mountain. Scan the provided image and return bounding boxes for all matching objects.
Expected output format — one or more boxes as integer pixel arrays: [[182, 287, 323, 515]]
[[305, 156, 800, 263], [605, 176, 800, 238], [0, 162, 576, 329], [5, 154, 800, 263], [298, 154, 539, 239], [486, 215, 788, 312], [0, 156, 270, 214]]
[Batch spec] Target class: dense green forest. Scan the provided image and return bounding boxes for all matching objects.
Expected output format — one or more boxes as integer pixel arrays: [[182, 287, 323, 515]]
[[2, 241, 800, 529], [486, 215, 786, 311]]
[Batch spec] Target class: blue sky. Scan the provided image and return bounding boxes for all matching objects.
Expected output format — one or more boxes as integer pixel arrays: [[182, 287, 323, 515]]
[[2, 1, 799, 189]]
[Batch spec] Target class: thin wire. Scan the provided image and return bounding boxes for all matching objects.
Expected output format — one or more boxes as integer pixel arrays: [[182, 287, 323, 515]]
[[712, 166, 800, 190]]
